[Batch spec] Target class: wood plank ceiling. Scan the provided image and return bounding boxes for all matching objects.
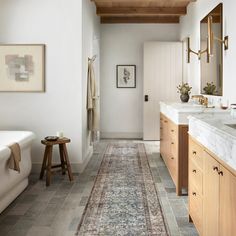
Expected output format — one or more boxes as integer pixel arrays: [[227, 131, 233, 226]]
[[91, 0, 196, 24]]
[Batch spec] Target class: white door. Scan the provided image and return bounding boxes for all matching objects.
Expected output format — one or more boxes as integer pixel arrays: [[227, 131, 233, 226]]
[[143, 42, 183, 140]]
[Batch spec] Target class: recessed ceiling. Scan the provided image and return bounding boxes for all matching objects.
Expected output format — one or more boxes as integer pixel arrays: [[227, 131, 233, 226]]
[[91, 0, 196, 24]]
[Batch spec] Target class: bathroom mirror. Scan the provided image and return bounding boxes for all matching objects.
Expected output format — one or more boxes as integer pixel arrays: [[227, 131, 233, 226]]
[[200, 3, 223, 96]]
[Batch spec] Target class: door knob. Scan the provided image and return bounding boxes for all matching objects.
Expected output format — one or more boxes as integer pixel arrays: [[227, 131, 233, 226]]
[[144, 95, 149, 102]]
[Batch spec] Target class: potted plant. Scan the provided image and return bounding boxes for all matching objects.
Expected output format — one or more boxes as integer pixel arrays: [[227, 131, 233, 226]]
[[177, 83, 192, 103], [203, 82, 216, 95]]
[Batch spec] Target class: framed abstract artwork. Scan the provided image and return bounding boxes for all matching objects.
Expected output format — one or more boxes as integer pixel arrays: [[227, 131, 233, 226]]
[[0, 44, 45, 92], [116, 65, 136, 88]]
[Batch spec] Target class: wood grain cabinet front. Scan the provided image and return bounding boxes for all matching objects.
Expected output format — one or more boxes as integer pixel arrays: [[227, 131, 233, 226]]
[[189, 138, 203, 169], [189, 136, 236, 236], [188, 137, 204, 235], [219, 165, 236, 236], [203, 151, 220, 236], [160, 113, 188, 196], [189, 159, 203, 195], [204, 150, 236, 236], [189, 184, 203, 235]]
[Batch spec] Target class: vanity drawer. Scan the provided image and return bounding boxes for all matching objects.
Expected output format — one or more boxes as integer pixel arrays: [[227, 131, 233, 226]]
[[189, 138, 204, 170], [189, 184, 203, 235], [189, 159, 203, 195], [170, 140, 178, 158], [168, 155, 177, 185], [169, 121, 178, 139]]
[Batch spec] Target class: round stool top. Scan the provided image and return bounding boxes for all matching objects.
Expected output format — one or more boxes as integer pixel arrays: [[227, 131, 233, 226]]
[[41, 137, 71, 146]]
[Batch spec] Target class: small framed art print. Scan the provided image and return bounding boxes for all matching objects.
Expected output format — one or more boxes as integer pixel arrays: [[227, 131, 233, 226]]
[[116, 65, 136, 88]]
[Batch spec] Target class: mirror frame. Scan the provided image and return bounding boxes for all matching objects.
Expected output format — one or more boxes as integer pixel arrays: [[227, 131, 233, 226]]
[[200, 3, 223, 96]]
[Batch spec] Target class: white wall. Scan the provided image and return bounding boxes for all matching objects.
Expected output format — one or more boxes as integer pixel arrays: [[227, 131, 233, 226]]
[[100, 24, 180, 138], [180, 0, 236, 102], [82, 0, 100, 166], [0, 0, 84, 171]]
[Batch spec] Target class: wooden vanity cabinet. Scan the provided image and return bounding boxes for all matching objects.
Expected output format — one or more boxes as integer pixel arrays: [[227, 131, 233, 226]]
[[189, 136, 236, 236], [219, 165, 236, 236], [160, 113, 188, 195], [203, 151, 220, 236], [188, 137, 204, 235]]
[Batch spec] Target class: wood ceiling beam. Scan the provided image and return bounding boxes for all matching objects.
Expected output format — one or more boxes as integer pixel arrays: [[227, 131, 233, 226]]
[[101, 16, 180, 24], [97, 7, 186, 16], [92, 0, 197, 6]]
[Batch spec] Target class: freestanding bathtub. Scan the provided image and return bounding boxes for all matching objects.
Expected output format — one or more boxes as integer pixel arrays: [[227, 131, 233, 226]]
[[0, 131, 35, 213]]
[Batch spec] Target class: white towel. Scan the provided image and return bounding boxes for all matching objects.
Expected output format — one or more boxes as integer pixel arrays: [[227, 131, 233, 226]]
[[87, 59, 100, 142]]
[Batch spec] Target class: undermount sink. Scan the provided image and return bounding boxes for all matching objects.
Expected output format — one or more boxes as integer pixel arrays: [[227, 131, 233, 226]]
[[225, 124, 236, 129]]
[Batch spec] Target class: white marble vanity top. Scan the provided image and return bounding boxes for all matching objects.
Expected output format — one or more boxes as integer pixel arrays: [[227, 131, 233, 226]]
[[160, 101, 229, 125], [188, 114, 236, 171]]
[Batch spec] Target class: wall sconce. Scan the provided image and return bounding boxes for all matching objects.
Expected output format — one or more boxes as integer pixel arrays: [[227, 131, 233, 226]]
[[187, 37, 209, 63], [187, 13, 229, 63], [208, 15, 229, 56]]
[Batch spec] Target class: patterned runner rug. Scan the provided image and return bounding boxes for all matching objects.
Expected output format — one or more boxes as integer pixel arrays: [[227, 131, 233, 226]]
[[76, 143, 168, 236]]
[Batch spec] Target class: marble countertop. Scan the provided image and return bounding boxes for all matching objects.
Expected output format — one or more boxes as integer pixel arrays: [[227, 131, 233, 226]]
[[160, 101, 229, 125], [188, 113, 236, 171]]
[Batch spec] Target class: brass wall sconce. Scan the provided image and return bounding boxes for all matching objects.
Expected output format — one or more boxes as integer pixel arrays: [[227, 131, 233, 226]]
[[187, 14, 229, 63], [187, 37, 209, 63], [208, 15, 229, 56]]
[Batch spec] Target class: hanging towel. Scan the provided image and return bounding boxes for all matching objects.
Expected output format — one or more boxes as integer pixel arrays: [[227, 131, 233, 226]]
[[87, 59, 100, 142], [8, 143, 21, 172]]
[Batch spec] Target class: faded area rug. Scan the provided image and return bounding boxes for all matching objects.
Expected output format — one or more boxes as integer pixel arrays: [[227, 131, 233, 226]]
[[76, 143, 168, 236]]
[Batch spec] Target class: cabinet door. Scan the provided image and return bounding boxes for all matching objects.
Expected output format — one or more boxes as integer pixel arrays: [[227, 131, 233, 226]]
[[203, 151, 220, 236], [219, 165, 236, 236]]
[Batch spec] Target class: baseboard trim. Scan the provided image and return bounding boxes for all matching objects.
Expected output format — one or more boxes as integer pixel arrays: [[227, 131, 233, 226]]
[[32, 146, 94, 174], [101, 132, 143, 139], [76, 145, 93, 173]]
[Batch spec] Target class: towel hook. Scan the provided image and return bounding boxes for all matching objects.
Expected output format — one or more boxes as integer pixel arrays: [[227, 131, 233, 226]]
[[88, 55, 97, 62]]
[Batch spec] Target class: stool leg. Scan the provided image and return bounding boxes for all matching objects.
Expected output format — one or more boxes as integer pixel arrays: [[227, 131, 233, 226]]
[[59, 144, 66, 175], [46, 146, 53, 186], [62, 144, 74, 181], [40, 146, 49, 180]]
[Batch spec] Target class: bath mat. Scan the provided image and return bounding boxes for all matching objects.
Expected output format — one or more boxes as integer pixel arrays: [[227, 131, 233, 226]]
[[76, 143, 168, 236]]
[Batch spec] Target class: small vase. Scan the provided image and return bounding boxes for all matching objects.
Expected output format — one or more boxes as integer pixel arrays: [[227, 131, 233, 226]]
[[180, 94, 190, 103]]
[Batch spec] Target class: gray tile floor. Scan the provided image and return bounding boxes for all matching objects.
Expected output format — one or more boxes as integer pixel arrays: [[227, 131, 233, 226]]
[[0, 140, 198, 236]]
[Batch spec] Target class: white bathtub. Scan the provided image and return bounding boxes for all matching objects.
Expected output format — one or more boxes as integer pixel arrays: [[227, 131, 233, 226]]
[[0, 131, 35, 213]]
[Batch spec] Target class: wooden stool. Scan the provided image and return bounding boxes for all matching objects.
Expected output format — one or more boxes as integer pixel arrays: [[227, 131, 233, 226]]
[[40, 137, 74, 186]]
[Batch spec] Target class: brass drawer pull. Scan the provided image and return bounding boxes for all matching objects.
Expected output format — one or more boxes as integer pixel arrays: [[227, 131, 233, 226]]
[[171, 142, 174, 145], [192, 151, 197, 155], [171, 129, 174, 132], [218, 171, 224, 176], [213, 166, 219, 172], [192, 192, 197, 196], [164, 120, 168, 123], [171, 157, 174, 160], [192, 169, 197, 173]]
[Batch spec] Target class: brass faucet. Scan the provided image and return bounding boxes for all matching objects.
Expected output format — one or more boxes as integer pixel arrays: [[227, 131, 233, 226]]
[[192, 95, 208, 107], [199, 97, 208, 107]]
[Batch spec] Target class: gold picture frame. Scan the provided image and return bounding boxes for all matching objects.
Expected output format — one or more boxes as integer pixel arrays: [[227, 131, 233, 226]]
[[0, 44, 45, 92]]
